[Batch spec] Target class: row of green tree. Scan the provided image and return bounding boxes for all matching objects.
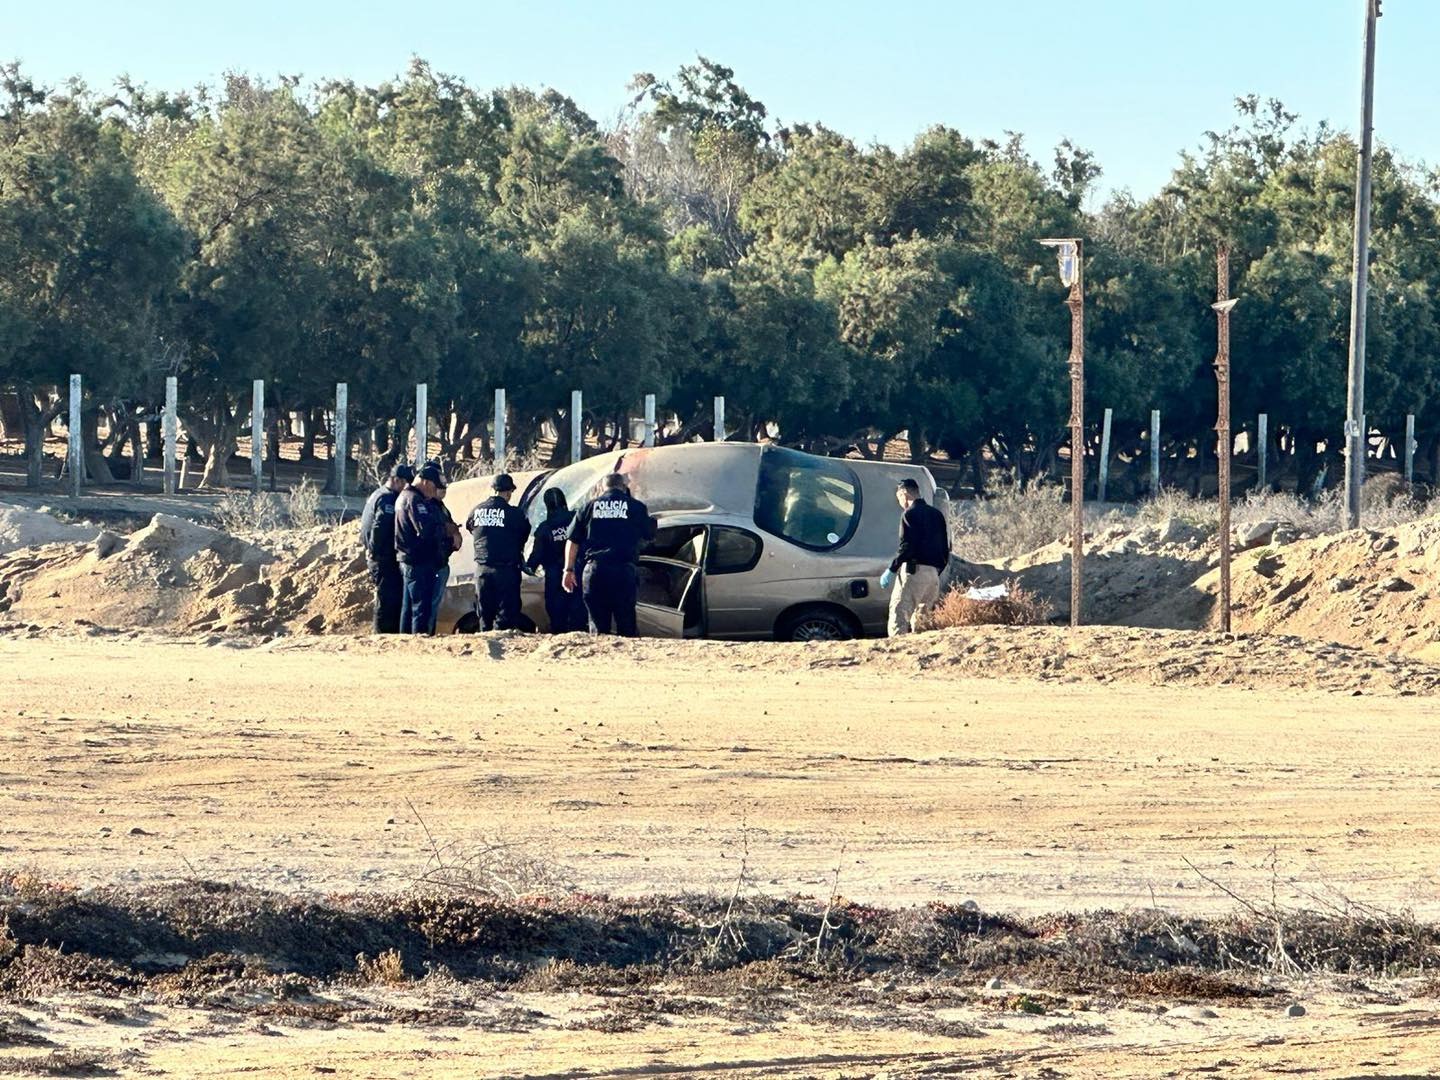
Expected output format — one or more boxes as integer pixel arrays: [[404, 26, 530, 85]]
[[2, 58, 1437, 491]]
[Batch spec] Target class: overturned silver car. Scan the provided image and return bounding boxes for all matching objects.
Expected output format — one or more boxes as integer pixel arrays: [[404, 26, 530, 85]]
[[438, 442, 942, 640]]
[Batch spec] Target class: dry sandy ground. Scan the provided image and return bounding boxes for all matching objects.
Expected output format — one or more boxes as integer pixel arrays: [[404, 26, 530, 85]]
[[4, 626, 1440, 1076]]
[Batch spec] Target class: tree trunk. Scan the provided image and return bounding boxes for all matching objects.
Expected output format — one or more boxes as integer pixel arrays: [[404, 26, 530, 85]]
[[300, 408, 322, 461], [17, 385, 62, 489], [131, 414, 145, 488], [80, 409, 114, 484]]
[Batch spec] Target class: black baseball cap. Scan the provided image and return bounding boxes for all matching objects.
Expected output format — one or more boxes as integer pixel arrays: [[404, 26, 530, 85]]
[[391, 463, 416, 482], [418, 462, 443, 485], [493, 472, 516, 492]]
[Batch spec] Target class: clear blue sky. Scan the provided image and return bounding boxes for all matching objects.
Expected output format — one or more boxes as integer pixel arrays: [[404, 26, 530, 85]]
[[10, 1, 1435, 200]]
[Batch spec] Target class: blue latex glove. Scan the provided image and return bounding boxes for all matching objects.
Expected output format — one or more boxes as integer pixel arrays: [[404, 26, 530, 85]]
[[879, 569, 895, 590]]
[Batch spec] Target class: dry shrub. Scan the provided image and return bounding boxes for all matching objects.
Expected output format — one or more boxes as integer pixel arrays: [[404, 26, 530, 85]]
[[214, 491, 284, 534], [950, 477, 1070, 561], [355, 948, 407, 986], [921, 584, 1047, 630], [285, 476, 323, 529]]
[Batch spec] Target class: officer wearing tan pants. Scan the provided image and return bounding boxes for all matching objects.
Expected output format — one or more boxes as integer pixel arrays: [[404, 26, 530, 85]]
[[881, 478, 950, 636]]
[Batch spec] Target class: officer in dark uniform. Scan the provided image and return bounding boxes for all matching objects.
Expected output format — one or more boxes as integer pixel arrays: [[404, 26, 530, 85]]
[[359, 463, 414, 633], [563, 472, 655, 637], [525, 488, 587, 633], [466, 472, 531, 631], [394, 461, 446, 635]]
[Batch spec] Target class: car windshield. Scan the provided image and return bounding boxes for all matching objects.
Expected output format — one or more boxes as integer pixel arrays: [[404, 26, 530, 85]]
[[753, 446, 861, 551], [525, 457, 618, 532]]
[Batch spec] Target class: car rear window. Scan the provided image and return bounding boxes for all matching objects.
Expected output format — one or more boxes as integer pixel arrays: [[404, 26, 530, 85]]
[[753, 446, 861, 552]]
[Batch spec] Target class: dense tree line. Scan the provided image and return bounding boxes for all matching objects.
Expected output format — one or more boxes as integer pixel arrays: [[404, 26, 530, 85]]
[[2, 58, 1437, 492]]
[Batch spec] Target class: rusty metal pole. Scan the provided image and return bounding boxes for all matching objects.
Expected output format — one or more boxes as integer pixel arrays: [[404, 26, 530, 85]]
[[1213, 248, 1238, 633], [1040, 238, 1085, 626], [1066, 258, 1085, 628]]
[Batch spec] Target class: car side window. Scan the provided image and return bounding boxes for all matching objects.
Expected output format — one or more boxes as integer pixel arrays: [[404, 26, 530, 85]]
[[707, 526, 762, 574], [753, 445, 862, 551]]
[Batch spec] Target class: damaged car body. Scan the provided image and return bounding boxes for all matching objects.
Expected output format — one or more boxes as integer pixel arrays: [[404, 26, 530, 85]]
[[438, 443, 943, 641]]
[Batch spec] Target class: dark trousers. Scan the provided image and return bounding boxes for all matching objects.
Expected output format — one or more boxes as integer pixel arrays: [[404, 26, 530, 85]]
[[543, 568, 587, 633], [476, 565, 523, 630], [583, 561, 638, 637], [370, 561, 403, 634], [401, 563, 438, 635]]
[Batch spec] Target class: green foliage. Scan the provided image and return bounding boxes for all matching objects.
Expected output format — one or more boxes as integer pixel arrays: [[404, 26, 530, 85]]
[[2, 57, 1439, 495]]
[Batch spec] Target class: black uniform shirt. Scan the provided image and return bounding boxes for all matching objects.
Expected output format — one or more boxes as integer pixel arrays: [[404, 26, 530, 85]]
[[361, 485, 400, 567], [890, 497, 950, 573], [526, 509, 575, 573], [467, 495, 531, 568], [394, 485, 445, 568], [567, 488, 656, 566]]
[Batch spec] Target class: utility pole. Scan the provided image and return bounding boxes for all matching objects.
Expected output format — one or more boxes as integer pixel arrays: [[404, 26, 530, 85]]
[[1039, 238, 1085, 627], [1212, 249, 1239, 633], [1344, 0, 1382, 529]]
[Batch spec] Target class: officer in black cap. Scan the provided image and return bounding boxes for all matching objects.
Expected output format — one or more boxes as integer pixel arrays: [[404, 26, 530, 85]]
[[563, 472, 655, 637], [466, 472, 532, 631], [525, 487, 587, 633], [394, 460, 446, 634], [358, 463, 415, 633]]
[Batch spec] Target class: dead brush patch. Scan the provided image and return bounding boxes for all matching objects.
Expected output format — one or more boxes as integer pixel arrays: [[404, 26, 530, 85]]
[[2, 1048, 117, 1076], [354, 948, 407, 987], [920, 584, 1048, 629]]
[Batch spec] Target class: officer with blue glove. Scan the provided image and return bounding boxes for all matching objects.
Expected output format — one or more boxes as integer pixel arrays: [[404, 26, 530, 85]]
[[884, 478, 949, 636]]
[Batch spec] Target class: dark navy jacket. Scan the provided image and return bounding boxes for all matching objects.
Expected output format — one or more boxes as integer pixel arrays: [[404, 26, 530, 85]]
[[394, 485, 446, 568], [467, 495, 531, 568], [890, 498, 950, 574], [567, 489, 656, 566], [526, 509, 576, 573], [361, 485, 401, 568]]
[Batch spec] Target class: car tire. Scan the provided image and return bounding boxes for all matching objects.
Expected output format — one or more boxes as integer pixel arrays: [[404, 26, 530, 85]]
[[775, 606, 857, 643], [452, 611, 480, 634]]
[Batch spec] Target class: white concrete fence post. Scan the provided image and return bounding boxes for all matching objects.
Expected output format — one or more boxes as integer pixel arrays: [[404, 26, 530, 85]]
[[1405, 413, 1416, 486], [570, 390, 583, 463], [251, 379, 264, 494], [1097, 407, 1113, 503], [1257, 413, 1269, 491], [164, 377, 178, 494], [68, 374, 82, 498], [493, 388, 506, 466], [713, 396, 726, 442], [1150, 409, 1161, 495], [414, 383, 428, 467], [334, 382, 348, 498], [643, 394, 656, 448]]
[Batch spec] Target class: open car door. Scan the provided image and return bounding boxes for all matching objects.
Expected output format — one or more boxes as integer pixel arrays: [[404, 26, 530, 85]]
[[635, 524, 706, 638]]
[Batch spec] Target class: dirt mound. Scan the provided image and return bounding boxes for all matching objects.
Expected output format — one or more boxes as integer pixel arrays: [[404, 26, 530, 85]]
[[0, 512, 369, 636], [1215, 516, 1440, 660], [969, 511, 1440, 660], [971, 517, 1219, 627], [0, 502, 98, 555]]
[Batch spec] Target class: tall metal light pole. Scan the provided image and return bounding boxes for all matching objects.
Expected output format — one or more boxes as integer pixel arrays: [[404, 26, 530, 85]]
[[1344, 0, 1382, 529], [1039, 238, 1085, 628], [1212, 249, 1239, 633]]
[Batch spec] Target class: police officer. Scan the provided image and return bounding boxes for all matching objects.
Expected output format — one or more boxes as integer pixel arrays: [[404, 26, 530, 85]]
[[394, 461, 446, 635], [563, 472, 655, 637], [880, 477, 950, 636], [427, 474, 463, 635], [359, 463, 414, 633], [466, 473, 531, 631], [525, 488, 587, 633]]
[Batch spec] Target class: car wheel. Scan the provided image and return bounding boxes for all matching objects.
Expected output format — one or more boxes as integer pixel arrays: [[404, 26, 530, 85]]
[[452, 611, 480, 634], [776, 606, 857, 643]]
